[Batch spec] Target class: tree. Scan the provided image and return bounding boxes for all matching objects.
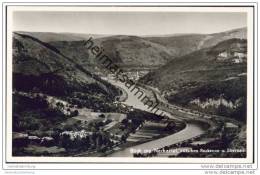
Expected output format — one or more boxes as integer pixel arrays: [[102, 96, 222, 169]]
[[121, 134, 127, 143], [98, 114, 105, 118], [60, 134, 71, 149], [121, 118, 128, 126], [70, 110, 79, 117], [56, 102, 64, 111]]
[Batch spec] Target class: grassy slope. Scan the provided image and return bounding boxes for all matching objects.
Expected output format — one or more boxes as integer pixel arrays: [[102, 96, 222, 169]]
[[140, 39, 247, 90], [13, 32, 119, 98], [140, 38, 247, 121], [50, 35, 175, 68]]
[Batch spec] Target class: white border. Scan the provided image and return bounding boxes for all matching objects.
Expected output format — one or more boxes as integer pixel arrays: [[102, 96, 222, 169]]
[[1, 2, 258, 170]]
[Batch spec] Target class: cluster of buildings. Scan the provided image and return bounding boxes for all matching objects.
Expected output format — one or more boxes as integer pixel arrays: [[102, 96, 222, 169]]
[[60, 130, 93, 140], [216, 50, 247, 64], [13, 132, 55, 146]]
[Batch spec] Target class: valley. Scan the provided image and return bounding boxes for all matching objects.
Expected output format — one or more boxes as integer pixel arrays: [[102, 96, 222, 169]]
[[12, 27, 247, 158]]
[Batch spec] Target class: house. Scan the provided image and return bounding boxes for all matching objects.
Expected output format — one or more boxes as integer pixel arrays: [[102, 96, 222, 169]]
[[28, 135, 41, 144], [233, 57, 244, 63], [219, 51, 228, 58], [60, 130, 93, 140], [217, 51, 230, 61], [224, 122, 239, 132], [13, 132, 28, 139], [190, 138, 216, 147], [106, 113, 127, 122], [13, 132, 29, 147], [232, 51, 246, 63], [40, 136, 55, 147], [234, 52, 246, 58], [225, 122, 238, 128]]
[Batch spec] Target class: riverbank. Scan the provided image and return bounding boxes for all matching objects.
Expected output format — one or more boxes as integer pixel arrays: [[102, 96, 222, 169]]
[[103, 78, 210, 157], [78, 120, 186, 157]]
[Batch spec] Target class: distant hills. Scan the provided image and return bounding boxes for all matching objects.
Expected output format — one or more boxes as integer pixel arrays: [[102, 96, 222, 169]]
[[13, 27, 247, 121], [15, 31, 107, 42], [16, 27, 246, 68], [146, 27, 247, 58]]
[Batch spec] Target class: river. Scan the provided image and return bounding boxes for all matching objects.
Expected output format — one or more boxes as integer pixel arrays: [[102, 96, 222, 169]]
[[109, 122, 204, 157], [103, 78, 207, 157]]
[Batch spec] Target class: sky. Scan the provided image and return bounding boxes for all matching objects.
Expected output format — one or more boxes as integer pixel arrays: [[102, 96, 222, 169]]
[[13, 11, 247, 36]]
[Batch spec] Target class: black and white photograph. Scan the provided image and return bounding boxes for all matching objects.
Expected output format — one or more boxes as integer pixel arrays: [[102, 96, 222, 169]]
[[3, 4, 256, 167]]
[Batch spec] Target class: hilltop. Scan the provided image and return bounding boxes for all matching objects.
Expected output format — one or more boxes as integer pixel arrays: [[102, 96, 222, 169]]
[[18, 27, 246, 68]]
